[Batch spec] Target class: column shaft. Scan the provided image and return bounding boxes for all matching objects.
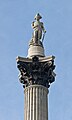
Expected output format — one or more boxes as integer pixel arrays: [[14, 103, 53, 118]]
[[24, 85, 48, 120]]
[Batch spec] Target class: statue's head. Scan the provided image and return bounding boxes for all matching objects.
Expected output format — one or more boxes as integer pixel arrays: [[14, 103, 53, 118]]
[[34, 13, 42, 20]]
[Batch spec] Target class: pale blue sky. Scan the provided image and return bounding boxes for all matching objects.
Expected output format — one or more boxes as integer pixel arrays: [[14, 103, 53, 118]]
[[0, 0, 72, 120]]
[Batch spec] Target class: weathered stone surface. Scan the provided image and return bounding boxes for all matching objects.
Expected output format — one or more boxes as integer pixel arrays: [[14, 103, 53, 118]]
[[16, 56, 56, 89], [24, 85, 48, 120]]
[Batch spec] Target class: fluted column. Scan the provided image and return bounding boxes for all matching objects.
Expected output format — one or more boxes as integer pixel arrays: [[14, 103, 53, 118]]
[[30, 87, 33, 120], [24, 85, 48, 120], [36, 87, 39, 120]]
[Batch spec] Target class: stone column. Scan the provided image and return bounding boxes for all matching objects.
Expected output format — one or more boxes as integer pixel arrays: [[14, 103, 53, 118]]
[[24, 85, 48, 120], [16, 13, 56, 120]]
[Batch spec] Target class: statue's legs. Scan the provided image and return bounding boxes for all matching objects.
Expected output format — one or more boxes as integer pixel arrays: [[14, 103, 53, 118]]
[[33, 30, 38, 44], [33, 30, 42, 44], [38, 30, 42, 40]]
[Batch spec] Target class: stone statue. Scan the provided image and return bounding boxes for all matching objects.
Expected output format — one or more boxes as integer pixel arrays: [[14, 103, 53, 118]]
[[29, 13, 46, 46]]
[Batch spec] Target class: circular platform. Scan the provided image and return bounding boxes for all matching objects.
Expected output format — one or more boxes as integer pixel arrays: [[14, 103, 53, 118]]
[[27, 45, 45, 58]]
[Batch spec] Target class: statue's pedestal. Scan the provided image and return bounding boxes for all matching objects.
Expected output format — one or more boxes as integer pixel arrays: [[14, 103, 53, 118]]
[[27, 45, 45, 58]]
